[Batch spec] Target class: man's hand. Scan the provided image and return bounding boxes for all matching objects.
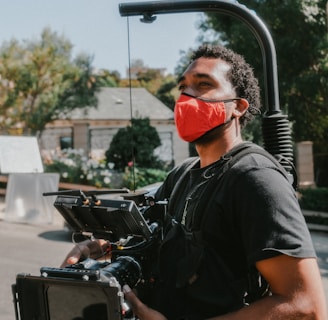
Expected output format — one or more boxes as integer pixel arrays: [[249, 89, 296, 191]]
[[123, 285, 168, 320], [60, 239, 109, 268]]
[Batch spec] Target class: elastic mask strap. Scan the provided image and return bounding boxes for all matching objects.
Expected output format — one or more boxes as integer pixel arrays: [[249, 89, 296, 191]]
[[181, 92, 241, 104], [198, 116, 235, 139]]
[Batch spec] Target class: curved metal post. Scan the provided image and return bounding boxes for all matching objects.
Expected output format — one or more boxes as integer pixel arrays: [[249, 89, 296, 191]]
[[119, 0, 280, 113]]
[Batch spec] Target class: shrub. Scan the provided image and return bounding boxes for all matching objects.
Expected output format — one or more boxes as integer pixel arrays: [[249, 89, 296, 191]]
[[123, 165, 168, 190], [298, 187, 328, 212], [105, 118, 162, 171], [43, 148, 115, 188]]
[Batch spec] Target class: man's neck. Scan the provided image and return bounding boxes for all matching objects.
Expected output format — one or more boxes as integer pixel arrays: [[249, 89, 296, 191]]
[[195, 120, 244, 168], [196, 137, 243, 168]]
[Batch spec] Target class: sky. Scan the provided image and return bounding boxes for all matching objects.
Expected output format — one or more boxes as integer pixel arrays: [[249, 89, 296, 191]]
[[0, 0, 204, 77]]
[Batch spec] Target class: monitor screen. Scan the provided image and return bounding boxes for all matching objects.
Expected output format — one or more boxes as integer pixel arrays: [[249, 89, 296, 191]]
[[47, 284, 109, 320], [13, 274, 122, 320], [53, 196, 152, 241]]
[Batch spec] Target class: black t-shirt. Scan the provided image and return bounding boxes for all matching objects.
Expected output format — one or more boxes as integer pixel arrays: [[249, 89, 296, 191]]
[[152, 143, 315, 320]]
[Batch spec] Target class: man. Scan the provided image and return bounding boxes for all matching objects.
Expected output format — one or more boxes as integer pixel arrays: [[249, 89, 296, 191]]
[[62, 45, 327, 319]]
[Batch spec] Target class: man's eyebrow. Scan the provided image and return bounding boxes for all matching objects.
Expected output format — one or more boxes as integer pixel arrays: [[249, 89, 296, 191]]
[[177, 73, 213, 84]]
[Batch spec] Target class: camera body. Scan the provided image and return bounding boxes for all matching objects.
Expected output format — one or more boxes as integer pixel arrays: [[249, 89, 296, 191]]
[[13, 189, 165, 320]]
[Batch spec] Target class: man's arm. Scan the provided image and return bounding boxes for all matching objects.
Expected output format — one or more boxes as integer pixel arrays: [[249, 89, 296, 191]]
[[61, 241, 327, 319], [209, 255, 327, 319], [124, 255, 327, 320]]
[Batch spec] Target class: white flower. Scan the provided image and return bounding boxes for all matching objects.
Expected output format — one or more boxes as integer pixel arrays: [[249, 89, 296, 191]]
[[103, 177, 111, 184], [63, 158, 76, 167], [100, 170, 111, 176]]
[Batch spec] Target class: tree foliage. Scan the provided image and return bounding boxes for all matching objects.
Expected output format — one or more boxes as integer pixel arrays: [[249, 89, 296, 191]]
[[105, 118, 162, 171], [155, 80, 177, 110], [0, 27, 103, 134], [198, 0, 328, 153], [119, 58, 178, 111]]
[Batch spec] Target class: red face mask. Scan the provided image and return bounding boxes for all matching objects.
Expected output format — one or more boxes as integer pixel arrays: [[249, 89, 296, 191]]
[[174, 93, 240, 142]]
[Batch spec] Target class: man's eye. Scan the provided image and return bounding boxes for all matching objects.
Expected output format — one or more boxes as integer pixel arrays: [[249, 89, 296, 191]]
[[199, 82, 212, 87]]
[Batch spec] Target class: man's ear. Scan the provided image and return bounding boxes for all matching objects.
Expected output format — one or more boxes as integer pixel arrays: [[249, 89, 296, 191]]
[[232, 98, 249, 117]]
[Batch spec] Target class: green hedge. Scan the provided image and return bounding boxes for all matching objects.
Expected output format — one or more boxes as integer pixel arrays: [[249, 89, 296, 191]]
[[123, 167, 168, 190], [298, 187, 328, 212]]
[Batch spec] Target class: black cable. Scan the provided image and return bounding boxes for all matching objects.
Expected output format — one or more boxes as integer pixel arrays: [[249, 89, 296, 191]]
[[126, 16, 137, 191]]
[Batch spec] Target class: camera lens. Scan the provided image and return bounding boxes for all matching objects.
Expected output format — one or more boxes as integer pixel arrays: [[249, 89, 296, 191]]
[[100, 256, 142, 288]]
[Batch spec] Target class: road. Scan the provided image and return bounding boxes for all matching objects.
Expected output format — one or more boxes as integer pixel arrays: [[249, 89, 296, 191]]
[[0, 217, 73, 320], [1, 217, 328, 320]]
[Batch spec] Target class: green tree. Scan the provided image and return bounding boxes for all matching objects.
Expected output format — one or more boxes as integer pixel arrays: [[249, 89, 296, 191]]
[[0, 27, 100, 135], [174, 49, 194, 79], [105, 118, 162, 171], [96, 69, 120, 87], [155, 78, 177, 111], [119, 58, 178, 110]]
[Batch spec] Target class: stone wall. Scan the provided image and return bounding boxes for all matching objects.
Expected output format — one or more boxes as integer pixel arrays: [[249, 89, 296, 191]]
[[296, 141, 315, 188]]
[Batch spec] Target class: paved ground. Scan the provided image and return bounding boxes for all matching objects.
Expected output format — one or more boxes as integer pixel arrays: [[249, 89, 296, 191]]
[[0, 218, 73, 319], [0, 199, 328, 319]]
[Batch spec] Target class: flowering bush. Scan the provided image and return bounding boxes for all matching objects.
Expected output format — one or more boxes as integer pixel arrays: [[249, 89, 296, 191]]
[[123, 162, 168, 190], [43, 148, 115, 188]]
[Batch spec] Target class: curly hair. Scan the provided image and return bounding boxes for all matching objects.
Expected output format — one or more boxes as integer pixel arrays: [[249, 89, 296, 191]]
[[190, 44, 261, 128]]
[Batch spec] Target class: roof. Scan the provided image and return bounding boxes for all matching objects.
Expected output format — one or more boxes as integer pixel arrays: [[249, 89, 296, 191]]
[[69, 87, 174, 120]]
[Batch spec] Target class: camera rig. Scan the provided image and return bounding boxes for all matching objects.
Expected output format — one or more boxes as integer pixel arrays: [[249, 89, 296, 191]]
[[12, 187, 166, 320]]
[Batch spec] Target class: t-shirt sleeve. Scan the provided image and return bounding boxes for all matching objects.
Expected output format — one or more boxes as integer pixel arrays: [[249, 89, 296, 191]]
[[230, 159, 316, 265]]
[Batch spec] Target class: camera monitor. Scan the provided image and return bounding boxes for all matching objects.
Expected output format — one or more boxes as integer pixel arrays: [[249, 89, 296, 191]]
[[13, 273, 123, 320], [53, 196, 152, 241]]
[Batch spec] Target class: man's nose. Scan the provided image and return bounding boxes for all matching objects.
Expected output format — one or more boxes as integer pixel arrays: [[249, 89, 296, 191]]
[[182, 88, 197, 97]]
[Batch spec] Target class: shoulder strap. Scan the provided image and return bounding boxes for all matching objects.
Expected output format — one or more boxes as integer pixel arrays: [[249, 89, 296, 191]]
[[168, 143, 296, 229], [166, 157, 199, 219], [192, 143, 289, 301], [219, 143, 296, 189], [193, 142, 295, 234]]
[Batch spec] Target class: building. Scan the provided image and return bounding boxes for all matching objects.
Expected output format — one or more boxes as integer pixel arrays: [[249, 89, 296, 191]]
[[40, 87, 188, 165]]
